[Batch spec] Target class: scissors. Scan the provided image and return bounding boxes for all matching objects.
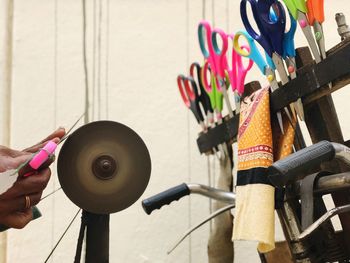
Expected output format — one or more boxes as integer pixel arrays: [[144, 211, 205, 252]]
[[282, 9, 305, 121], [200, 61, 224, 123], [189, 62, 214, 125], [198, 21, 234, 118], [240, 0, 290, 85], [200, 62, 229, 158], [234, 30, 288, 134], [177, 74, 207, 131], [282, 0, 322, 63], [306, 0, 326, 60], [211, 28, 254, 113]]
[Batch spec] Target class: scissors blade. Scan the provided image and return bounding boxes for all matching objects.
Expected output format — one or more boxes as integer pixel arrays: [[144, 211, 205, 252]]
[[58, 112, 85, 145], [286, 57, 305, 121], [298, 12, 322, 63], [313, 22, 326, 60], [271, 53, 289, 85]]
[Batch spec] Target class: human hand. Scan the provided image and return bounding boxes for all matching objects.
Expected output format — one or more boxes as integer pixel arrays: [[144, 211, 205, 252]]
[[23, 127, 66, 153], [0, 128, 64, 229], [0, 151, 51, 228]]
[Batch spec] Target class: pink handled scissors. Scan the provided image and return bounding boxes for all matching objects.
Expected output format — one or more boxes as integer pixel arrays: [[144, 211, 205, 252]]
[[198, 21, 234, 118], [211, 28, 254, 113]]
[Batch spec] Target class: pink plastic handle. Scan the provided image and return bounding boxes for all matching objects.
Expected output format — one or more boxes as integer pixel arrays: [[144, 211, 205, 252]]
[[235, 46, 254, 95], [201, 61, 213, 93], [29, 140, 57, 170], [198, 21, 219, 77], [226, 34, 254, 95], [211, 28, 229, 82]]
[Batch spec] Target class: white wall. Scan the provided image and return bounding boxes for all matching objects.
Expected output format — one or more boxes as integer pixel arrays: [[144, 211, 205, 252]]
[[1, 0, 350, 262]]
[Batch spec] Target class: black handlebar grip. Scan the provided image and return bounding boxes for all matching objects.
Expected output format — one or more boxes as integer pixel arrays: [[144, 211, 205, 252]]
[[268, 141, 335, 188], [142, 183, 190, 215]]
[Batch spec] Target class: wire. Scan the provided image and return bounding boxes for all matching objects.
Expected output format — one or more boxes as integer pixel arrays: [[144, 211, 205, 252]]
[[51, 1, 58, 258], [97, 0, 102, 120], [105, 0, 110, 119], [40, 187, 62, 201], [185, 0, 192, 262], [82, 0, 89, 124], [92, 0, 96, 120], [44, 209, 81, 263]]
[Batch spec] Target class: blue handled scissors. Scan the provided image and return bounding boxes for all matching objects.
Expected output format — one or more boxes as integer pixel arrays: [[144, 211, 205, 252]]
[[240, 0, 290, 85], [233, 30, 285, 133]]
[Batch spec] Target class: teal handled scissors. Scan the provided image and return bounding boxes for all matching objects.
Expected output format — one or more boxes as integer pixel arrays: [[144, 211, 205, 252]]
[[233, 30, 286, 133], [198, 20, 234, 118], [283, 0, 322, 63]]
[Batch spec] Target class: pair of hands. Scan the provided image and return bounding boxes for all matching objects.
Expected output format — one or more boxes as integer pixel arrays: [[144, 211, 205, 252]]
[[0, 128, 66, 229]]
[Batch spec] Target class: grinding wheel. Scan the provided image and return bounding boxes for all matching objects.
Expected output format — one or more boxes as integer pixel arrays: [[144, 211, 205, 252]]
[[57, 121, 151, 214]]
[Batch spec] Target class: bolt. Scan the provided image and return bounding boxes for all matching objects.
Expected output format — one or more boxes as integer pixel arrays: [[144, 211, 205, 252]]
[[336, 13, 350, 40]]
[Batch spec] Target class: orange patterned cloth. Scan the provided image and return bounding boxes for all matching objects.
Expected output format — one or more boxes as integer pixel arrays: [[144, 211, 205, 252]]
[[237, 87, 273, 170], [233, 87, 296, 253]]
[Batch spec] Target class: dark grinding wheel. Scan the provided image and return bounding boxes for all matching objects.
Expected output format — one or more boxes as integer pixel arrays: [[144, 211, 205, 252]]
[[57, 121, 151, 214]]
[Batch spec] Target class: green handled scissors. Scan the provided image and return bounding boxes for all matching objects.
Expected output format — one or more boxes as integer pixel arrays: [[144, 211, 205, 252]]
[[283, 0, 322, 63]]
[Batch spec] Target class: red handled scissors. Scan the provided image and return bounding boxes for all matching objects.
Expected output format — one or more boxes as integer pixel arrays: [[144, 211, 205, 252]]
[[177, 74, 207, 131]]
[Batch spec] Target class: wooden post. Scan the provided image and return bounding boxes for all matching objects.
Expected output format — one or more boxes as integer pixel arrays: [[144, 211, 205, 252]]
[[296, 46, 350, 254]]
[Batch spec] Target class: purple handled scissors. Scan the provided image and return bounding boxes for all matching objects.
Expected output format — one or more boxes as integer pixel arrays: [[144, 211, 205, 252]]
[[240, 0, 290, 86]]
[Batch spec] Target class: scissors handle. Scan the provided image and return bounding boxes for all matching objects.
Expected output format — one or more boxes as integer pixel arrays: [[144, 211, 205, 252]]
[[283, 0, 307, 20], [233, 31, 268, 75], [240, 0, 273, 57], [177, 75, 205, 124], [177, 75, 192, 108], [283, 10, 297, 58], [307, 0, 324, 25], [234, 50, 254, 95], [211, 28, 229, 80], [201, 62, 223, 113], [190, 62, 213, 114], [198, 21, 213, 59]]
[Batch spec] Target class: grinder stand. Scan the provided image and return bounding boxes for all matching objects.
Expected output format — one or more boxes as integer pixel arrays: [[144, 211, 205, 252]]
[[74, 211, 110, 263]]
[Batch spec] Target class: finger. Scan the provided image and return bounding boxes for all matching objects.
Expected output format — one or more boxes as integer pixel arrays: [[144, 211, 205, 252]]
[[0, 192, 41, 214], [0, 146, 27, 158], [1, 154, 32, 171], [0, 209, 33, 229], [23, 127, 66, 153], [18, 155, 55, 177], [1, 168, 51, 199]]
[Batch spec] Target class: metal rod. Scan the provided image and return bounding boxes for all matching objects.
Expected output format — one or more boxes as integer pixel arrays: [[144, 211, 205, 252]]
[[299, 204, 350, 240], [187, 183, 235, 204], [167, 204, 235, 254]]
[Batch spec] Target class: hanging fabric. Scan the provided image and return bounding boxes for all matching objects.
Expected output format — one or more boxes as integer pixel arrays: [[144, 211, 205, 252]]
[[232, 87, 296, 253]]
